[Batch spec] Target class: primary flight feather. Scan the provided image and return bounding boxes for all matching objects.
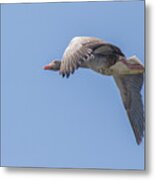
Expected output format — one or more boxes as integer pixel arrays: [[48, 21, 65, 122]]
[[44, 36, 145, 145]]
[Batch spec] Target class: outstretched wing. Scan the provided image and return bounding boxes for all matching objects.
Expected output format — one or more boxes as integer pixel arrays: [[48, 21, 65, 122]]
[[59, 37, 104, 77], [59, 37, 124, 77], [113, 73, 145, 144]]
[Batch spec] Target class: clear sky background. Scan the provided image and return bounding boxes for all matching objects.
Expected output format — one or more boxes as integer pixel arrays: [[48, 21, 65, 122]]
[[1, 1, 144, 169]]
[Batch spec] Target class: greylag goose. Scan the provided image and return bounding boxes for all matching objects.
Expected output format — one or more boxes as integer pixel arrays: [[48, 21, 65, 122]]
[[44, 36, 145, 145]]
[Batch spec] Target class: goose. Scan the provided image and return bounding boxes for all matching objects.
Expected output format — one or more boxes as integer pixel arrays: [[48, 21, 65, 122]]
[[44, 36, 145, 145]]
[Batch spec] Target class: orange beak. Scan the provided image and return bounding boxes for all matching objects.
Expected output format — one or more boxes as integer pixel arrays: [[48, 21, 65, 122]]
[[43, 64, 51, 70]]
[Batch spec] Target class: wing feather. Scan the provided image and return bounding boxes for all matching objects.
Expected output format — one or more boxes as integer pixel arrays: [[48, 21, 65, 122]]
[[113, 74, 145, 144], [59, 37, 124, 77]]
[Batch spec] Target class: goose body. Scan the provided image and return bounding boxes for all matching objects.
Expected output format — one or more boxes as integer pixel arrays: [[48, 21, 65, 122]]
[[44, 36, 145, 145], [60, 36, 125, 77]]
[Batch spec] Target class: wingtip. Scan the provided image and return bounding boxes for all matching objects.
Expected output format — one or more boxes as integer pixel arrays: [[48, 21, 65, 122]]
[[136, 139, 142, 145], [135, 134, 144, 145]]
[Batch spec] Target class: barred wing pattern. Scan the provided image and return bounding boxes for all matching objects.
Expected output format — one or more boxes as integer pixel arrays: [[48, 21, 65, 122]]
[[45, 36, 145, 144], [59, 37, 124, 77]]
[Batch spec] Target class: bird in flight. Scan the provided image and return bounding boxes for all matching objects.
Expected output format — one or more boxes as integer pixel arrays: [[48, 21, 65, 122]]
[[44, 36, 145, 145]]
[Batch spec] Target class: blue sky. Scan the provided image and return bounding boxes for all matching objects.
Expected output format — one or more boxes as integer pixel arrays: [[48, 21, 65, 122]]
[[1, 1, 144, 169]]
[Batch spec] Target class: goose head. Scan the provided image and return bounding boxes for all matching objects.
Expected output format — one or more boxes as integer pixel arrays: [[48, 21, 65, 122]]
[[43, 60, 61, 71]]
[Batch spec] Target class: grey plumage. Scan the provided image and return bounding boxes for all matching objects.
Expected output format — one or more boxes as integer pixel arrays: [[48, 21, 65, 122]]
[[113, 74, 144, 144], [44, 36, 145, 144], [59, 37, 125, 77]]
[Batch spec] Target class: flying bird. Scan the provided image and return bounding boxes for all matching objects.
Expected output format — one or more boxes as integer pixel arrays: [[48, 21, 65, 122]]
[[44, 36, 145, 145]]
